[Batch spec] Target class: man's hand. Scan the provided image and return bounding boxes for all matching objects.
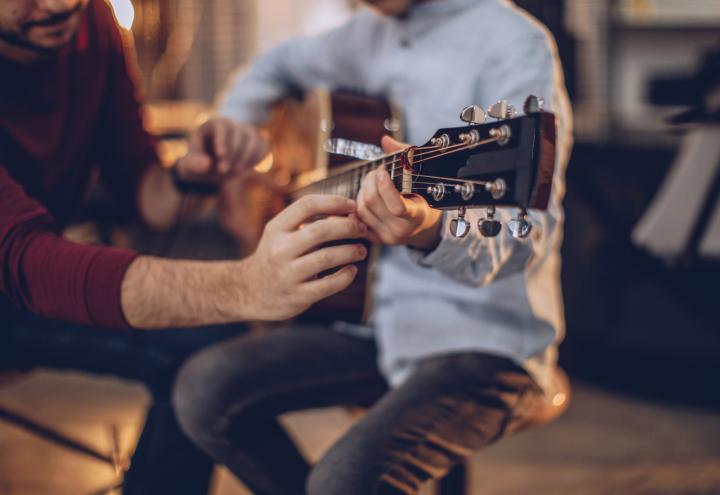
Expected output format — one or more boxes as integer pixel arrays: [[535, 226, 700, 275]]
[[175, 118, 268, 184], [122, 195, 368, 328], [357, 136, 443, 250], [238, 195, 368, 321]]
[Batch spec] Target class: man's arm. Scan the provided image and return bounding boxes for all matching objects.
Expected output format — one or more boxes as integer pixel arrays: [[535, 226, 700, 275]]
[[121, 195, 367, 328], [1, 166, 367, 329], [0, 165, 135, 328], [219, 13, 371, 124], [356, 33, 573, 287], [415, 30, 572, 287]]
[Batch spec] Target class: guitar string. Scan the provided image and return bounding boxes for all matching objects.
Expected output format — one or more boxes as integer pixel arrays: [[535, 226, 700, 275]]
[[317, 136, 495, 182], [308, 136, 500, 188], [247, 137, 504, 208], [327, 139, 471, 171], [307, 139, 500, 196]]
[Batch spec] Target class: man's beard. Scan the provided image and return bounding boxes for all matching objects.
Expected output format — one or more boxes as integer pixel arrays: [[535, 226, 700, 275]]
[[0, 3, 84, 57], [0, 28, 62, 55]]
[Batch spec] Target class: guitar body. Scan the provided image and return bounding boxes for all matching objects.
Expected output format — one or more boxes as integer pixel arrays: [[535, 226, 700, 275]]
[[267, 89, 402, 324]]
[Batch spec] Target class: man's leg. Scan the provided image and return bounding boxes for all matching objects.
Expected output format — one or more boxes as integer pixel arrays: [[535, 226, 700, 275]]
[[1, 314, 242, 495], [172, 327, 388, 495], [306, 352, 544, 495]]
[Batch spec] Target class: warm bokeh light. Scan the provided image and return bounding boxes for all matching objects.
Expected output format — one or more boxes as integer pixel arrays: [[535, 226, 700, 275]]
[[108, 0, 135, 30], [254, 153, 274, 173]]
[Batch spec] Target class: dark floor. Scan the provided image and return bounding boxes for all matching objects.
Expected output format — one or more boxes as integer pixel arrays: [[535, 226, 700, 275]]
[[0, 371, 719, 495]]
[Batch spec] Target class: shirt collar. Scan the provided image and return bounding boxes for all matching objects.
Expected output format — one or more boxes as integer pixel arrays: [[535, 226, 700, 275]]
[[408, 0, 485, 18]]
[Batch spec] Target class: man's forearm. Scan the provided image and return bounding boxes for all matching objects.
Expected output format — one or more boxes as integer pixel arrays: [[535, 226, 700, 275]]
[[121, 195, 369, 329], [121, 255, 252, 329]]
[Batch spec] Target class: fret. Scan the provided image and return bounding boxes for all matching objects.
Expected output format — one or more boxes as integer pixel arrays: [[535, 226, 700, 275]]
[[339, 176, 347, 198], [292, 150, 411, 200], [351, 168, 358, 198]]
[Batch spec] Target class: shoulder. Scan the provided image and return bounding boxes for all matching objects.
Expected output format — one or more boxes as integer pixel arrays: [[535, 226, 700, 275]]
[[311, 7, 386, 43], [274, 8, 385, 59], [75, 0, 124, 54], [86, 0, 118, 26], [466, 0, 553, 47]]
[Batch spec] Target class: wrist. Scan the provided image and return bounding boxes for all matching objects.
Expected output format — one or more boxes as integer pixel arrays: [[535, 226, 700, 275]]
[[226, 256, 259, 321], [407, 209, 443, 251]]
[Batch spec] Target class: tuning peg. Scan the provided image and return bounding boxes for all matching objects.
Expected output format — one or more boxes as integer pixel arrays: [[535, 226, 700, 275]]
[[426, 183, 447, 201], [478, 206, 502, 238], [459, 105, 487, 125], [523, 95, 545, 115], [508, 209, 533, 239], [449, 207, 471, 238], [487, 100, 517, 120]]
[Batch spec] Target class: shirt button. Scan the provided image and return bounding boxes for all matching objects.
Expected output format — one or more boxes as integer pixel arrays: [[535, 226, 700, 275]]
[[399, 38, 411, 48]]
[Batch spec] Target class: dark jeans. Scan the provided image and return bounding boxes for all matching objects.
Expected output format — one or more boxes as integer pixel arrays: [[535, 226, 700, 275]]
[[0, 312, 244, 495], [172, 327, 543, 495]]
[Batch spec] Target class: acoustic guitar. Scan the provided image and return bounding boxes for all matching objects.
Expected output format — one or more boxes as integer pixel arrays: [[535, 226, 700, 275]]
[[250, 89, 556, 324]]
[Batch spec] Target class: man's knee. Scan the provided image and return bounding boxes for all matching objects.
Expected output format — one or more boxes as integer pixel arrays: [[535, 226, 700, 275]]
[[172, 335, 289, 444], [172, 347, 222, 446], [172, 340, 254, 447]]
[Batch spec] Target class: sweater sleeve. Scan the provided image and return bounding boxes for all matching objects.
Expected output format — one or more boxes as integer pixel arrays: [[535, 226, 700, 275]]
[[0, 165, 138, 328]]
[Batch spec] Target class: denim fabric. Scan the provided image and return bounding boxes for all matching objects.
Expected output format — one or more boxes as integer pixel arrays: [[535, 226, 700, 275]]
[[173, 327, 542, 495]]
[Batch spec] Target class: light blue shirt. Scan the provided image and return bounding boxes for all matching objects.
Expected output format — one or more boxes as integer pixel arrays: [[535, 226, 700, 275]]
[[220, 0, 573, 391]]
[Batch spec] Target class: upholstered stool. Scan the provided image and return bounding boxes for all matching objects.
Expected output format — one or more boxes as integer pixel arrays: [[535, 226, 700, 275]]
[[0, 372, 128, 495], [436, 367, 572, 494]]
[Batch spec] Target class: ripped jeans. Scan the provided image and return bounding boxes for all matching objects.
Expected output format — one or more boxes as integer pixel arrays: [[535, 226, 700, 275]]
[[172, 326, 543, 495]]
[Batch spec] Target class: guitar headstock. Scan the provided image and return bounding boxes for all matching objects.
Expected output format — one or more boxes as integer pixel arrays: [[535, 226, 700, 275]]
[[391, 95, 556, 239]]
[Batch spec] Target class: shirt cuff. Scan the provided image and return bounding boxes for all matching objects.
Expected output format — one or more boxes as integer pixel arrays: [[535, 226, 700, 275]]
[[406, 213, 477, 269], [85, 246, 139, 329]]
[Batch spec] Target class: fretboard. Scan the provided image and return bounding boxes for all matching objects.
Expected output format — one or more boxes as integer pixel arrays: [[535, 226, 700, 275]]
[[291, 151, 405, 200]]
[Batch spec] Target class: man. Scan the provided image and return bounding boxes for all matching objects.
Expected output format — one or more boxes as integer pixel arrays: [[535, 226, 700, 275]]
[[173, 0, 573, 493], [0, 0, 367, 492]]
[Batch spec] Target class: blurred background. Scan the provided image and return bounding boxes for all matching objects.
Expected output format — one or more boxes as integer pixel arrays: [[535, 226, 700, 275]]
[[0, 0, 719, 493]]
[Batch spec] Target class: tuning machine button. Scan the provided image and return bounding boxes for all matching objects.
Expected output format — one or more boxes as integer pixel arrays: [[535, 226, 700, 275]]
[[488, 100, 517, 120], [459, 105, 487, 125], [523, 95, 545, 114], [508, 209, 533, 239], [449, 207, 471, 238], [478, 206, 502, 238]]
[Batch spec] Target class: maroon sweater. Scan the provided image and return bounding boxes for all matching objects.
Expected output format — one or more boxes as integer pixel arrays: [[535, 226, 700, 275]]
[[0, 0, 157, 329]]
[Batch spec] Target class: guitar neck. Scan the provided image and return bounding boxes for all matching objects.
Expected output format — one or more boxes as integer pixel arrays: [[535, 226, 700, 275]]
[[291, 151, 406, 200], [287, 106, 556, 213]]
